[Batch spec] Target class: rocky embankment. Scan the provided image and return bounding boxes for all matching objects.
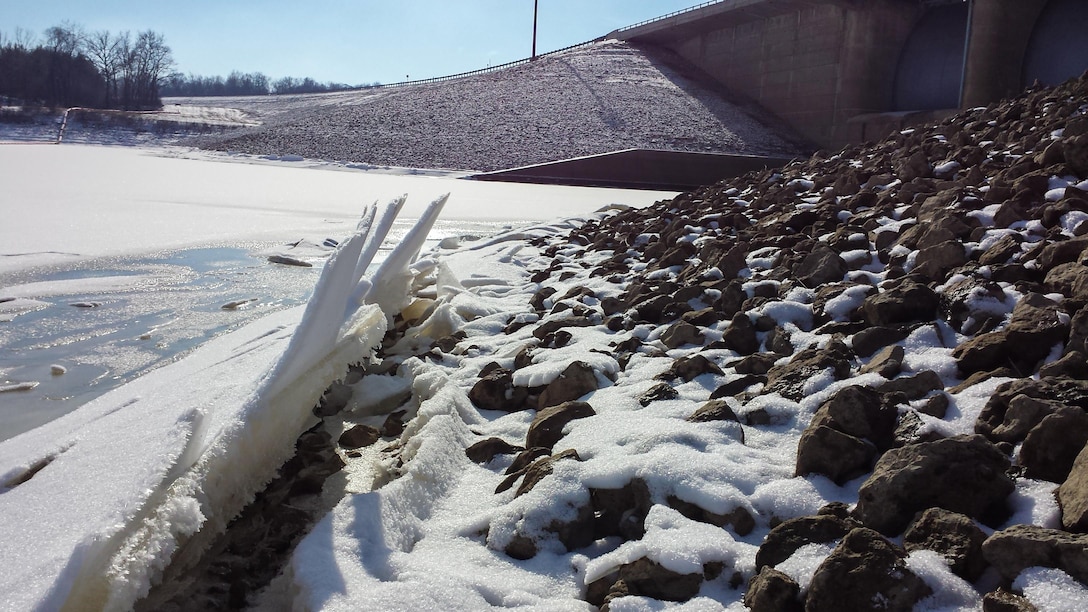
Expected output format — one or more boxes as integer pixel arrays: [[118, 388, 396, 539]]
[[187, 40, 808, 172], [148, 75, 1088, 609], [540, 74, 1088, 608]]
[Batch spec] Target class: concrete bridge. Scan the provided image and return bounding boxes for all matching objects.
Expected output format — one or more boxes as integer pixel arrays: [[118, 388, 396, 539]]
[[611, 0, 1088, 150]]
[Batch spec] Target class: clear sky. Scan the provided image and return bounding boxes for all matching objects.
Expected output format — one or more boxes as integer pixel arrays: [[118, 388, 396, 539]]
[[4, 1, 703, 86]]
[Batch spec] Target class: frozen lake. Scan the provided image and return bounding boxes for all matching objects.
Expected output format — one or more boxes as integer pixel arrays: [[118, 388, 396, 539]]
[[0, 144, 675, 440]]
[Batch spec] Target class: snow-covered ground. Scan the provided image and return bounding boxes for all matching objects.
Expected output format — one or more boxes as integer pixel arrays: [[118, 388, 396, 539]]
[[0, 144, 674, 440]]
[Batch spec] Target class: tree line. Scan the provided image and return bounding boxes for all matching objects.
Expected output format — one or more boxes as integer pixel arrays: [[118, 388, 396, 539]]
[[160, 72, 374, 97], [0, 23, 376, 111], [0, 23, 172, 110]]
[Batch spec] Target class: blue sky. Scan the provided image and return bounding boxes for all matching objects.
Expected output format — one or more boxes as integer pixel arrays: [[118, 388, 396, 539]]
[[4, 1, 701, 85]]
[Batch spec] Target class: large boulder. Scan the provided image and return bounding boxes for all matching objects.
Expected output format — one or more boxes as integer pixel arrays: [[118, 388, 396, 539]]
[[853, 434, 1014, 535], [982, 524, 1088, 585], [795, 386, 897, 484], [902, 508, 987, 582], [862, 280, 939, 326], [805, 528, 933, 612], [1058, 443, 1088, 532], [1018, 406, 1088, 483]]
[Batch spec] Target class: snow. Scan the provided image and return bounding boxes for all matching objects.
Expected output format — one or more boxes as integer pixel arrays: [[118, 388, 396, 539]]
[[0, 142, 674, 610], [1014, 567, 1088, 611], [0, 197, 396, 610], [1, 104, 1083, 609]]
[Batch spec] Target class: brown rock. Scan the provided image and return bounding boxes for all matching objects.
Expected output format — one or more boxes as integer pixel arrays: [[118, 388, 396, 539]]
[[982, 588, 1039, 612], [1045, 262, 1088, 302], [465, 437, 523, 464], [719, 312, 759, 355], [794, 245, 847, 288], [525, 401, 595, 450], [1058, 443, 1088, 532], [982, 524, 1088, 585], [661, 320, 704, 349], [853, 434, 1014, 535], [863, 280, 939, 326], [806, 528, 933, 612], [514, 448, 582, 497], [538, 362, 598, 409], [913, 240, 967, 281], [876, 369, 944, 400], [764, 337, 853, 401], [338, 425, 381, 449], [743, 567, 802, 612], [1018, 406, 1088, 483], [859, 344, 904, 378], [754, 514, 857, 570], [902, 507, 987, 581], [638, 382, 678, 406], [795, 425, 876, 485], [851, 325, 911, 357], [469, 367, 529, 412]]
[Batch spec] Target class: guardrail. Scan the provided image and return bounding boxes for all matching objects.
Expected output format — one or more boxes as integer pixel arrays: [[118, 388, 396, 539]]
[[373, 1, 724, 89], [614, 0, 725, 33], [372, 37, 607, 89]]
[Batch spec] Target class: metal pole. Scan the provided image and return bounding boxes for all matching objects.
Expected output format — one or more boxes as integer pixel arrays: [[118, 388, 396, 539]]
[[958, 0, 974, 108], [532, 0, 538, 60]]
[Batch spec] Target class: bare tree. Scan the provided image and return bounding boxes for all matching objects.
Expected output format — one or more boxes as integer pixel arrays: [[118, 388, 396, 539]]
[[12, 27, 38, 51], [118, 30, 172, 109], [83, 30, 125, 107]]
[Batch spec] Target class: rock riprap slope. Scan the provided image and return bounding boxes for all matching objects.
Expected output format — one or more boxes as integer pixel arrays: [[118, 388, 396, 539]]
[[189, 40, 807, 172], [552, 74, 1088, 608], [243, 75, 1088, 610]]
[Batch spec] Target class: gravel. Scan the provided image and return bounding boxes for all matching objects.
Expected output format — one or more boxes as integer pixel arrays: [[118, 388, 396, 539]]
[[180, 40, 810, 172]]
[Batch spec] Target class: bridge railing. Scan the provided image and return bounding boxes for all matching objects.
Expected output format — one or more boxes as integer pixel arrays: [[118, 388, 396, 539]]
[[372, 37, 605, 90], [370, 0, 725, 90], [613, 0, 725, 33]]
